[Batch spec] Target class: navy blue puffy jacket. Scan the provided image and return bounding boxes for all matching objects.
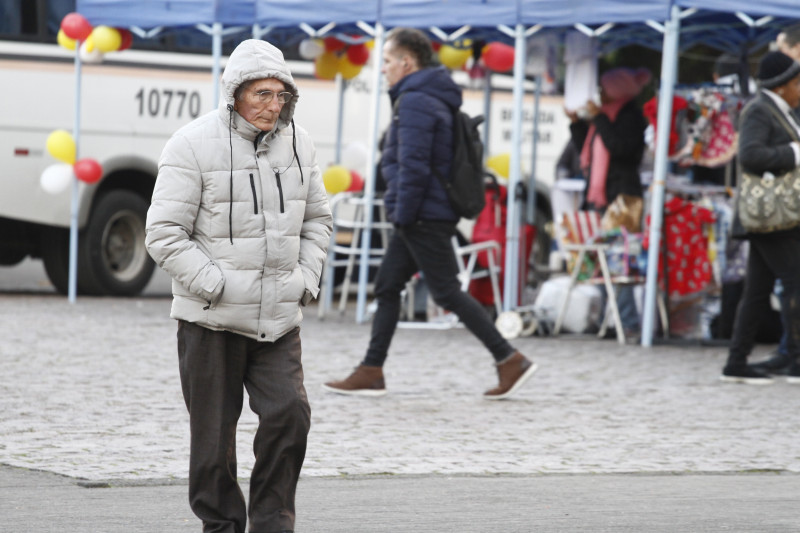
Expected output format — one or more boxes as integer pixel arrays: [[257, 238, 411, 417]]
[[381, 66, 462, 225]]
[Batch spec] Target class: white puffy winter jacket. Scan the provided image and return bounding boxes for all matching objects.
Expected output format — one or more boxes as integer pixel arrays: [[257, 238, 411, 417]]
[[145, 40, 332, 342]]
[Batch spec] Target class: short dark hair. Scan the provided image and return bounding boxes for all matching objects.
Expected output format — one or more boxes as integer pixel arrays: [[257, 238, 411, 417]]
[[714, 53, 740, 78], [783, 23, 800, 47], [385, 27, 435, 68]]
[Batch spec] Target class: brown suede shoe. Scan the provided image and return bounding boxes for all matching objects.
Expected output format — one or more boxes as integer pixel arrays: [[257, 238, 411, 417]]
[[484, 352, 538, 400], [322, 365, 387, 397]]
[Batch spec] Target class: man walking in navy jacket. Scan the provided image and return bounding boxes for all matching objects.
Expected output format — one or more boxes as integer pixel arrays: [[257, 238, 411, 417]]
[[323, 28, 537, 400]]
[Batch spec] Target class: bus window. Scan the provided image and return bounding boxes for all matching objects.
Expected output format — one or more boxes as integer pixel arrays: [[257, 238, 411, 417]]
[[0, 0, 75, 41]]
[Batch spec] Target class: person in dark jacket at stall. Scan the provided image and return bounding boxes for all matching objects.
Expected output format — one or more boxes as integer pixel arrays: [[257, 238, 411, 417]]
[[566, 66, 651, 341], [323, 27, 537, 400]]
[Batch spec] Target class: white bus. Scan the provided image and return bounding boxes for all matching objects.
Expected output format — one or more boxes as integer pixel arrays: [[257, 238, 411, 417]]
[[0, 3, 569, 296]]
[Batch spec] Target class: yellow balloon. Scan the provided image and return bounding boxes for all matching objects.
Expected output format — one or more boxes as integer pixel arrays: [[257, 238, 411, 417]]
[[46, 130, 76, 165], [84, 34, 95, 53], [57, 29, 76, 51], [338, 55, 363, 80], [487, 153, 510, 179], [365, 40, 375, 50], [92, 25, 122, 53], [439, 45, 471, 70], [315, 52, 339, 80], [323, 165, 352, 194]]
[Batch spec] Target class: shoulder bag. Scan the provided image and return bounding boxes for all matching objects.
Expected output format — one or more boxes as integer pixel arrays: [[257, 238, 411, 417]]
[[737, 102, 800, 233]]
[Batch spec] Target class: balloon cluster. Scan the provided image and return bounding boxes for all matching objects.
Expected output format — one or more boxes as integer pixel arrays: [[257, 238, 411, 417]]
[[41, 130, 103, 194], [299, 36, 372, 80], [58, 12, 133, 64], [322, 141, 368, 194], [437, 40, 515, 74]]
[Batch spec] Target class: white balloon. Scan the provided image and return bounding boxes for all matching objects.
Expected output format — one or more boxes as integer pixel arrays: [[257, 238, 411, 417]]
[[341, 141, 369, 172], [40, 163, 74, 195], [79, 40, 104, 64], [298, 38, 324, 60]]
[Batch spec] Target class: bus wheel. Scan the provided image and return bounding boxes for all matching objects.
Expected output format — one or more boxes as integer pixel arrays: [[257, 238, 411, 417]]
[[81, 190, 155, 296], [40, 226, 104, 294]]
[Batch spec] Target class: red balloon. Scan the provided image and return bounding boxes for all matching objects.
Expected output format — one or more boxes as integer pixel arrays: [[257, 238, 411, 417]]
[[482, 42, 515, 72], [117, 28, 133, 51], [346, 170, 364, 192], [74, 158, 103, 184], [61, 13, 92, 41], [323, 36, 346, 53], [346, 44, 370, 66]]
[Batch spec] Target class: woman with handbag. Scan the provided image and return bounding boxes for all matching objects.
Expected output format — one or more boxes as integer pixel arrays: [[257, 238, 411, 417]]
[[567, 67, 651, 341], [721, 51, 800, 384]]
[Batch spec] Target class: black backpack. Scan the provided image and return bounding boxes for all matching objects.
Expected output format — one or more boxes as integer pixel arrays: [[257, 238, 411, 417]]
[[393, 97, 487, 219]]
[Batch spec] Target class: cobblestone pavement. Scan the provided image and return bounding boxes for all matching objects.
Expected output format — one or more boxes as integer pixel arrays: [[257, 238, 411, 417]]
[[1, 294, 798, 482]]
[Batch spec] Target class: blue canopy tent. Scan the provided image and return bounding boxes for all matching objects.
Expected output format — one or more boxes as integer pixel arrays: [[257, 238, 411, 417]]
[[78, 0, 258, 106], [75, 0, 800, 344]]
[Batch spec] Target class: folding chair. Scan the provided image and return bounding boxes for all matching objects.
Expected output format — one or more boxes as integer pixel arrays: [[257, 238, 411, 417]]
[[553, 210, 667, 344], [318, 192, 393, 318]]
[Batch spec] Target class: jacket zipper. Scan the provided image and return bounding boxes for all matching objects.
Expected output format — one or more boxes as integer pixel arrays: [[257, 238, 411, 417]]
[[274, 172, 285, 213], [249, 173, 258, 214]]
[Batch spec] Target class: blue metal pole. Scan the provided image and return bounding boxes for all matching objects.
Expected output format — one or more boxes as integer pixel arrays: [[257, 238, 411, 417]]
[[68, 43, 83, 304], [526, 75, 541, 225], [642, 5, 681, 346], [335, 73, 345, 163], [502, 23, 527, 311], [211, 22, 222, 109], [355, 23, 385, 324], [482, 71, 492, 161]]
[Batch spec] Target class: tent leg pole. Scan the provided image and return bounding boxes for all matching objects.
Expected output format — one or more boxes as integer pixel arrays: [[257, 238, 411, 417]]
[[355, 23, 385, 324], [642, 5, 681, 346], [211, 22, 222, 109], [68, 47, 83, 304], [502, 23, 527, 311]]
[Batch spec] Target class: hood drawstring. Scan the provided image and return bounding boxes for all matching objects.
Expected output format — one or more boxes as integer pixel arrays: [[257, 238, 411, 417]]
[[291, 119, 304, 185], [227, 104, 234, 245], [271, 119, 304, 185]]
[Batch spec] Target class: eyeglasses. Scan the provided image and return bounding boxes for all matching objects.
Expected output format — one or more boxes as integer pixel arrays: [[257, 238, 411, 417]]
[[250, 89, 295, 105]]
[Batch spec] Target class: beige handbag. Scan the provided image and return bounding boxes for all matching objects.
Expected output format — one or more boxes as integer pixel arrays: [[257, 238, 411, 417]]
[[736, 103, 800, 233], [600, 193, 643, 233]]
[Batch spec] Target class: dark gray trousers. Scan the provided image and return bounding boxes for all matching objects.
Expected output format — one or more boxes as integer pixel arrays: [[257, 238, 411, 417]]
[[728, 235, 800, 365], [177, 320, 310, 533]]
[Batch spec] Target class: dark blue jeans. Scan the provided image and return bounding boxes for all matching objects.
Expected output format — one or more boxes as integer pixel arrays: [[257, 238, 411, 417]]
[[728, 235, 800, 365], [363, 221, 516, 367]]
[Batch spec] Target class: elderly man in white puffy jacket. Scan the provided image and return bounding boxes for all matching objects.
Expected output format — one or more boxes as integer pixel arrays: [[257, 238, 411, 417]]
[[145, 39, 331, 533]]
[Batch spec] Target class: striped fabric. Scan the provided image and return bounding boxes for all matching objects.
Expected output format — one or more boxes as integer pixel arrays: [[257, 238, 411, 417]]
[[562, 210, 602, 244]]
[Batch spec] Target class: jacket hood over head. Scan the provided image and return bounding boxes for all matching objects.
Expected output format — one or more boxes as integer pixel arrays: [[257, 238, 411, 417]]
[[219, 39, 299, 133]]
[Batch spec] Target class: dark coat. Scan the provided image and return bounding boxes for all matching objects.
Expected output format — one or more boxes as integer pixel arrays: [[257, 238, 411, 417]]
[[738, 93, 798, 176], [570, 99, 647, 208], [381, 66, 461, 226], [734, 91, 800, 240]]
